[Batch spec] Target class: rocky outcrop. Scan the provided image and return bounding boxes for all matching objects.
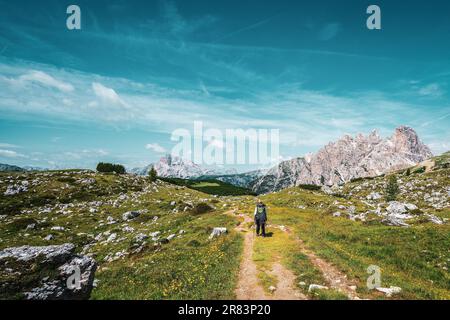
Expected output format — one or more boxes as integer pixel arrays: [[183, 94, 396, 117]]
[[253, 126, 432, 193], [211, 169, 267, 189], [0, 243, 96, 300], [251, 158, 308, 194]]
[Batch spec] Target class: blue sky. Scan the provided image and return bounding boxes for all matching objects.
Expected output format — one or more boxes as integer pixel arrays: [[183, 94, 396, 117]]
[[0, 0, 449, 170]]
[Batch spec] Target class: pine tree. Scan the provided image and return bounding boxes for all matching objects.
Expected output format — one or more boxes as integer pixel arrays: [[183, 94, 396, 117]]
[[148, 166, 158, 182], [385, 175, 399, 201]]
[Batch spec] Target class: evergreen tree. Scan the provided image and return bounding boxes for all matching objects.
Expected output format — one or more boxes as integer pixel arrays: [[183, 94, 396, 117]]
[[96, 162, 125, 174], [385, 175, 399, 201], [148, 166, 158, 182]]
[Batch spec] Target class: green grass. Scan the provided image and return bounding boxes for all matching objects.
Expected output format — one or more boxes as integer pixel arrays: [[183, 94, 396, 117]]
[[160, 177, 256, 196], [259, 204, 450, 300], [91, 213, 243, 299]]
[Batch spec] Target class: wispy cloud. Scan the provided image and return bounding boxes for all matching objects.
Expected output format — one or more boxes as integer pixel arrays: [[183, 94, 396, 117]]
[[318, 23, 342, 41], [91, 82, 128, 108], [10, 70, 75, 92], [0, 142, 20, 148], [145, 143, 167, 153], [418, 83, 444, 98], [0, 149, 26, 158]]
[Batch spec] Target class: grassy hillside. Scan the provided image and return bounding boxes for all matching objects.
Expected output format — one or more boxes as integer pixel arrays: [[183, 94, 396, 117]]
[[256, 157, 450, 299], [1, 153, 449, 300], [160, 177, 256, 196], [0, 171, 243, 299]]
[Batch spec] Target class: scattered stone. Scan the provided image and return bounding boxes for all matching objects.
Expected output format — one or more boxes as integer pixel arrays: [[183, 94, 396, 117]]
[[209, 227, 227, 239], [4, 183, 28, 196], [26, 223, 36, 230], [106, 233, 117, 243], [366, 192, 382, 200], [106, 216, 117, 224], [149, 231, 161, 238], [122, 226, 135, 233], [308, 284, 329, 292], [122, 211, 140, 221], [167, 234, 176, 241], [425, 214, 444, 225], [135, 233, 148, 243], [375, 286, 402, 297], [44, 234, 54, 241]]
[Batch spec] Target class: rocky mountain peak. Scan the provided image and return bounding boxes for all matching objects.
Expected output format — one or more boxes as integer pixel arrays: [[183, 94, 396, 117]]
[[252, 126, 433, 194]]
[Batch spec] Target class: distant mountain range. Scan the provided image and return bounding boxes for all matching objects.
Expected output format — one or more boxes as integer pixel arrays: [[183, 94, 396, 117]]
[[2, 126, 435, 195], [131, 126, 433, 194], [0, 164, 25, 172], [0, 164, 47, 172]]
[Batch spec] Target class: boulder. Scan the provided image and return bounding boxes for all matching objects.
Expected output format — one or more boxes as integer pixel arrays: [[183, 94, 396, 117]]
[[0, 243, 97, 300], [122, 211, 140, 221]]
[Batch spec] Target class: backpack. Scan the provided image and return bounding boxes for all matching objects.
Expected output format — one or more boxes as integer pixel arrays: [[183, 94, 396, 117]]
[[255, 205, 266, 221]]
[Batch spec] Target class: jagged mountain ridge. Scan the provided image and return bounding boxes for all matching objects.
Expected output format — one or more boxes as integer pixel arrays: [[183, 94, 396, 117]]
[[252, 126, 433, 194]]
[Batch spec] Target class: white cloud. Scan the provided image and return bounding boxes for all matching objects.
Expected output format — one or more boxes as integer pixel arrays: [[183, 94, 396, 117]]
[[418, 83, 444, 97], [92, 82, 127, 107], [19, 70, 74, 93], [0, 143, 20, 148], [145, 143, 167, 153], [0, 149, 26, 158]]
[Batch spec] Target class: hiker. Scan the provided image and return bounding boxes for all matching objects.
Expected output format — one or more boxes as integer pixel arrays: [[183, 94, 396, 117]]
[[254, 200, 267, 237]]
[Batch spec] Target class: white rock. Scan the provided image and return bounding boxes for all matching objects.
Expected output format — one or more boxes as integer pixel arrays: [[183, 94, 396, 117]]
[[122, 211, 140, 221], [209, 227, 227, 239], [308, 284, 329, 292], [167, 234, 176, 241], [106, 233, 117, 243], [375, 286, 402, 297]]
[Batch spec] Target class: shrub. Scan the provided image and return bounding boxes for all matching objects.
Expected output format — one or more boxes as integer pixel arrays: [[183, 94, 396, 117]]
[[413, 166, 426, 174], [405, 168, 411, 176], [96, 162, 126, 174], [191, 202, 214, 215], [298, 184, 321, 191]]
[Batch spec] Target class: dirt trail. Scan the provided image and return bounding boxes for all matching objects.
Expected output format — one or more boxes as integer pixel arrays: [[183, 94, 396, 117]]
[[229, 211, 306, 300], [272, 224, 360, 300]]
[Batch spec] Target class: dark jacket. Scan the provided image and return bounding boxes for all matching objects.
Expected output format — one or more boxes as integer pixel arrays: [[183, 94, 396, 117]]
[[254, 204, 267, 223]]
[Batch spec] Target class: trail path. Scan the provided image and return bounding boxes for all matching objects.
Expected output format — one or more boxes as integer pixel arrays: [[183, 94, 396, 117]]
[[272, 224, 361, 300], [229, 211, 306, 300]]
